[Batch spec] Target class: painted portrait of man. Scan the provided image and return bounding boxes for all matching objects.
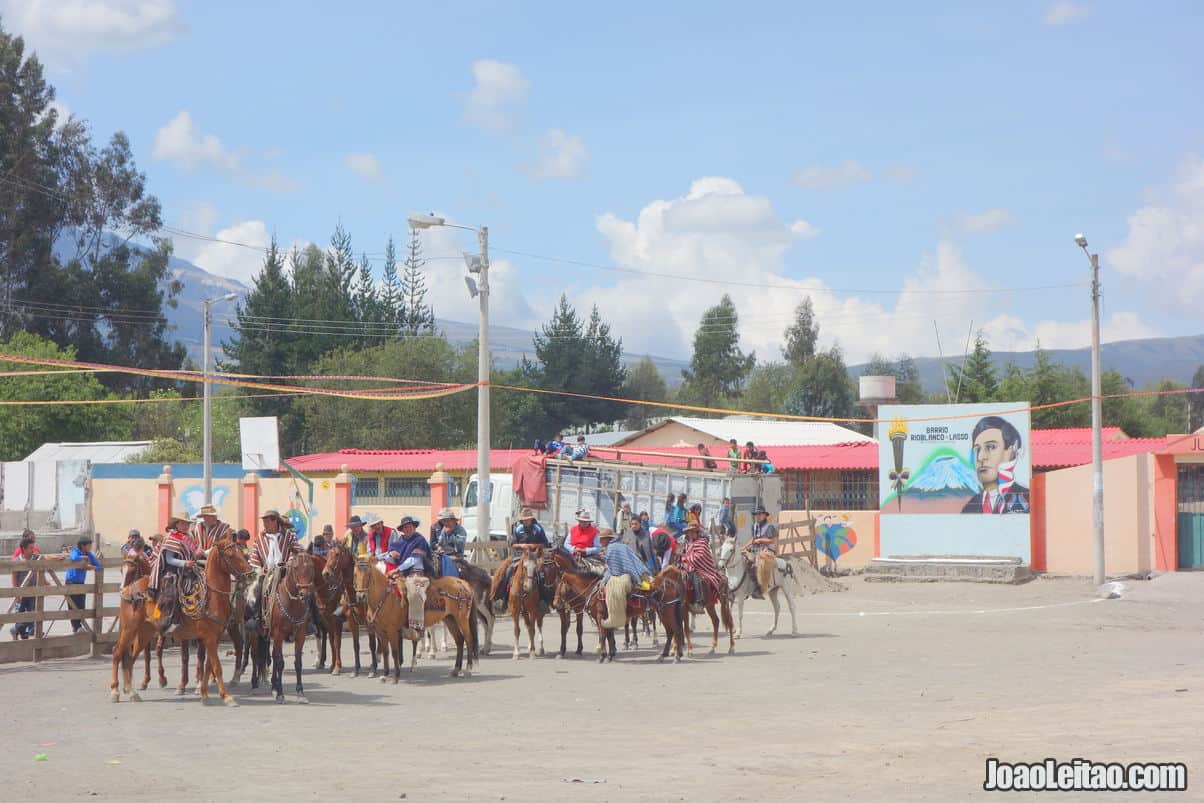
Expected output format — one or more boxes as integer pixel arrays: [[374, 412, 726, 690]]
[[961, 415, 1030, 514]]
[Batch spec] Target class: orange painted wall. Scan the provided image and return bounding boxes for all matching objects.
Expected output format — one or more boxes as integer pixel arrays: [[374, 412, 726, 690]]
[[1041, 454, 1155, 575], [1152, 455, 1178, 571], [780, 509, 878, 569]]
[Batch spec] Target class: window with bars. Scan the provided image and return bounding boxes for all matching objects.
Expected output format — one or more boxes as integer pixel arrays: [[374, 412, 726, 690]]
[[352, 476, 431, 505], [782, 469, 877, 511]]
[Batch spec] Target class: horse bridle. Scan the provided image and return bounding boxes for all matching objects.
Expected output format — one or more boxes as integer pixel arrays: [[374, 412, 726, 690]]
[[272, 554, 314, 629]]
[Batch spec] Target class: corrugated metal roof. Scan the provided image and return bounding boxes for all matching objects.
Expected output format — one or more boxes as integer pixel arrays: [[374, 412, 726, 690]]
[[613, 416, 873, 447], [579, 430, 640, 446], [286, 448, 530, 473], [22, 441, 153, 463]]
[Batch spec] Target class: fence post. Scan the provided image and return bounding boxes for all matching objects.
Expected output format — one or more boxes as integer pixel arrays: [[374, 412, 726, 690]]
[[33, 567, 45, 663], [334, 465, 352, 532], [156, 464, 174, 535], [428, 463, 451, 525], [90, 563, 104, 657], [241, 472, 260, 536]]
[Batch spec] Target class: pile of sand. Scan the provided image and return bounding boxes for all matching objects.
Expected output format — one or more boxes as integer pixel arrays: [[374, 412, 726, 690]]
[[791, 558, 847, 594]]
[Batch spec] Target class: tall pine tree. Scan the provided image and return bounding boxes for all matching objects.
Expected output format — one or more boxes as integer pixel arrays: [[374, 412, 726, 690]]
[[680, 294, 755, 407], [947, 330, 998, 402], [379, 236, 403, 332], [782, 296, 820, 367], [401, 228, 435, 334]]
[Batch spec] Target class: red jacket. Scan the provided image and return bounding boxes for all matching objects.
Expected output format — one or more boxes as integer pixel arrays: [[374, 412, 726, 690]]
[[569, 524, 598, 551]]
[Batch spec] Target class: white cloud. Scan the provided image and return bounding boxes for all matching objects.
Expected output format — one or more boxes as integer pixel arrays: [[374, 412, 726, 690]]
[[188, 221, 271, 284], [1044, 2, 1089, 25], [952, 208, 1011, 233], [1107, 153, 1204, 312], [152, 110, 299, 191], [344, 153, 381, 181], [0, 0, 180, 53], [531, 129, 587, 179], [464, 60, 529, 132], [794, 161, 872, 190]]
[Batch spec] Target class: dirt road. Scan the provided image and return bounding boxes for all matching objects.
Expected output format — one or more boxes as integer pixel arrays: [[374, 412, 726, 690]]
[[2, 574, 1201, 802]]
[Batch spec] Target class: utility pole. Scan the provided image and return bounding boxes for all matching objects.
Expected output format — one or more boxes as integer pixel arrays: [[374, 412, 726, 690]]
[[476, 226, 491, 545], [1076, 234, 1105, 585], [202, 293, 237, 505]]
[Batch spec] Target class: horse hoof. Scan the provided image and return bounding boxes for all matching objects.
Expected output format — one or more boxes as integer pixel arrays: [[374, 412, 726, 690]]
[[138, 682, 149, 691], [392, 677, 400, 684], [314, 662, 325, 671], [379, 675, 387, 684], [158, 678, 168, 689], [330, 668, 340, 676], [296, 696, 308, 705], [728, 646, 735, 655], [130, 691, 143, 702], [109, 691, 120, 703], [223, 696, 239, 707], [674, 656, 682, 664], [538, 648, 545, 657], [462, 669, 472, 678], [657, 656, 665, 664], [275, 695, 285, 703], [175, 688, 187, 697], [368, 672, 377, 679], [765, 631, 775, 638], [449, 669, 461, 677], [708, 648, 716, 655]]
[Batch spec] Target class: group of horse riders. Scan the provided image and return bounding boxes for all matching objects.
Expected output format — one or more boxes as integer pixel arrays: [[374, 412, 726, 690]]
[[486, 503, 780, 614]]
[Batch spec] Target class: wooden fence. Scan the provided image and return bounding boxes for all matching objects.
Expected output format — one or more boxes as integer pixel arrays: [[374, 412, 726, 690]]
[[0, 555, 123, 664]]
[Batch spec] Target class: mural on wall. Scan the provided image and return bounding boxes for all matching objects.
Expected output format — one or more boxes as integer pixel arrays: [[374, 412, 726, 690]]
[[282, 485, 314, 543], [815, 514, 858, 562], [879, 404, 1032, 515], [179, 485, 230, 519]]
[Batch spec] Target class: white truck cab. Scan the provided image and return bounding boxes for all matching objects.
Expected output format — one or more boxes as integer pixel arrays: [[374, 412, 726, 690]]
[[461, 473, 514, 543]]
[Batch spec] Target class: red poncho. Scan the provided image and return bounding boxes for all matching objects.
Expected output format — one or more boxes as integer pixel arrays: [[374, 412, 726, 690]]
[[681, 536, 725, 602]]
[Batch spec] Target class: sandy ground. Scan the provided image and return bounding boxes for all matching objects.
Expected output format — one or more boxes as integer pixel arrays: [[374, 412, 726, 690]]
[[2, 573, 1202, 803]]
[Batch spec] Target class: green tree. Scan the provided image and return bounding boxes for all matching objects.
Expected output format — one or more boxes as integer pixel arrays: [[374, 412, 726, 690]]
[[1189, 365, 1204, 432], [380, 236, 402, 331], [946, 331, 998, 403], [127, 389, 244, 462], [621, 356, 668, 430], [782, 346, 854, 419], [680, 294, 755, 407], [743, 362, 795, 413], [782, 296, 819, 367], [1148, 379, 1190, 435], [401, 228, 435, 335], [0, 332, 131, 460], [353, 253, 381, 330]]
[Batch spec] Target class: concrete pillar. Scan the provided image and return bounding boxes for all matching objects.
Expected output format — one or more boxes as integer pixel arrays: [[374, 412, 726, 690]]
[[1030, 473, 1047, 572], [334, 464, 352, 533], [241, 472, 260, 537], [1152, 455, 1178, 572], [156, 465, 173, 535], [428, 463, 452, 525]]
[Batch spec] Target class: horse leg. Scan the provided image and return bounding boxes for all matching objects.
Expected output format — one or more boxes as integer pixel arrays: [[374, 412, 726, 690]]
[[110, 624, 129, 702], [511, 608, 521, 660], [195, 640, 206, 689], [294, 630, 307, 703], [767, 588, 780, 637], [447, 616, 464, 677], [706, 604, 720, 654], [368, 630, 379, 678], [272, 636, 285, 702], [229, 624, 243, 686], [177, 640, 190, 696], [783, 581, 799, 635], [401, 634, 411, 679], [722, 598, 736, 654], [139, 633, 151, 690], [535, 610, 545, 657], [575, 612, 584, 657], [557, 609, 569, 659], [329, 617, 343, 675], [314, 616, 326, 671]]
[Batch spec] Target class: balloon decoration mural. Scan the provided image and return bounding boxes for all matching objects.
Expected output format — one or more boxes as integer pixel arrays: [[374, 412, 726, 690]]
[[815, 514, 858, 562]]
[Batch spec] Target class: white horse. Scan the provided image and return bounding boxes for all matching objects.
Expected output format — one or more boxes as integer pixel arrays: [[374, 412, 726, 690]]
[[716, 536, 799, 638]]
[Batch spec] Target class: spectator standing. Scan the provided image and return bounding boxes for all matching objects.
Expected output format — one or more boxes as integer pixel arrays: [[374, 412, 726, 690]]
[[9, 534, 38, 640], [741, 441, 758, 473], [726, 439, 741, 471], [696, 443, 718, 470], [64, 535, 102, 633], [10, 528, 40, 558]]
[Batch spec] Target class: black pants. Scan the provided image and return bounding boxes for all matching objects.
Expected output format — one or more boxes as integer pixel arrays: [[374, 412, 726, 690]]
[[15, 598, 34, 638], [68, 593, 87, 632]]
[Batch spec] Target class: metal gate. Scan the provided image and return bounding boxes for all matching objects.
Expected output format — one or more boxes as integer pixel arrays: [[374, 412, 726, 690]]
[[1177, 465, 1204, 569]]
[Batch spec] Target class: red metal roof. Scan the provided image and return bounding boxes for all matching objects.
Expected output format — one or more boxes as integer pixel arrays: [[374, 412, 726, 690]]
[[284, 428, 1171, 474]]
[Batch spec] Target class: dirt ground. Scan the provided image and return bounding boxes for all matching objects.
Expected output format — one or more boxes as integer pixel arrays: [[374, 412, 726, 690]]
[[2, 573, 1202, 802]]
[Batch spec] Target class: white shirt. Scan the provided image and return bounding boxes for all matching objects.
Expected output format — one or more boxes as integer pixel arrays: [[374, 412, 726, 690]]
[[264, 532, 283, 571]]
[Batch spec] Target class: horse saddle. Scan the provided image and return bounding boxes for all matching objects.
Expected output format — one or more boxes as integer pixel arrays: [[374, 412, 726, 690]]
[[574, 555, 605, 575]]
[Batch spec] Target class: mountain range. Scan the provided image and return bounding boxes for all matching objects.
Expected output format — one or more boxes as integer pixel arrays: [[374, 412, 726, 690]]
[[151, 251, 1202, 390]]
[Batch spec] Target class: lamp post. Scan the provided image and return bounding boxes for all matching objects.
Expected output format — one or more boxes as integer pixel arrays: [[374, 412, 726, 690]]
[[202, 292, 238, 505], [408, 213, 491, 544], [1074, 233, 1105, 586]]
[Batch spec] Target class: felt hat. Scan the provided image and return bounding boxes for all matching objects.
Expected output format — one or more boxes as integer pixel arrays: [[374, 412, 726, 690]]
[[576, 510, 593, 523], [398, 515, 421, 529], [168, 511, 191, 527], [518, 508, 537, 521], [199, 504, 219, 516], [261, 509, 283, 521], [348, 515, 365, 527], [597, 528, 619, 541], [437, 508, 459, 521]]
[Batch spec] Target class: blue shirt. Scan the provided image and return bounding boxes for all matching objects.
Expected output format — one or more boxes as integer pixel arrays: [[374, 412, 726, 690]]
[[66, 547, 101, 584], [385, 532, 432, 573]]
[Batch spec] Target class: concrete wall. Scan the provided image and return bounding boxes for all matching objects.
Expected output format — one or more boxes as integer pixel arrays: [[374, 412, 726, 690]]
[[91, 475, 165, 543], [780, 509, 878, 569], [1041, 454, 1156, 576], [621, 422, 728, 450]]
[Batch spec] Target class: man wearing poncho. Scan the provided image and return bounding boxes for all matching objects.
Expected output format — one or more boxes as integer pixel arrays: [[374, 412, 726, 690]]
[[680, 522, 725, 608]]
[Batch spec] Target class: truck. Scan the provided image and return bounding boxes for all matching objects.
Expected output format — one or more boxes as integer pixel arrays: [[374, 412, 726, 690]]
[[461, 456, 781, 547]]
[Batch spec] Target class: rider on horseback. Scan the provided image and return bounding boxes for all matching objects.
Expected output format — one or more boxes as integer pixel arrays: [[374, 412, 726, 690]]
[[491, 508, 549, 607], [250, 509, 300, 632], [569, 510, 603, 574], [147, 511, 198, 632], [191, 504, 232, 556], [742, 506, 778, 599], [429, 508, 467, 578], [626, 514, 658, 574], [598, 529, 651, 588], [381, 516, 432, 636], [680, 521, 725, 611]]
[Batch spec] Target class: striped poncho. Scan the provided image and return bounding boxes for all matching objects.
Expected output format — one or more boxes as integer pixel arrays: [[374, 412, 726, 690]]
[[601, 543, 650, 585], [681, 536, 725, 601]]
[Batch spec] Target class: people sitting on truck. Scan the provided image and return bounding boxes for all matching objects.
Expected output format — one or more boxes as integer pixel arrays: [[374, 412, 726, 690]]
[[567, 435, 590, 462], [741, 441, 758, 473], [758, 450, 775, 474], [536, 434, 566, 456], [696, 443, 718, 470], [491, 508, 550, 606], [429, 508, 467, 578]]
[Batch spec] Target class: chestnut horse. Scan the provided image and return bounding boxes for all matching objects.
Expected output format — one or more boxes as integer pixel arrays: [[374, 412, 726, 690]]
[[353, 558, 475, 680], [506, 544, 546, 659], [156, 534, 253, 705], [422, 557, 495, 659], [677, 567, 736, 656], [650, 567, 688, 663], [550, 568, 605, 659], [249, 552, 316, 703], [322, 540, 378, 677], [109, 552, 163, 701], [311, 549, 348, 674], [540, 548, 589, 658]]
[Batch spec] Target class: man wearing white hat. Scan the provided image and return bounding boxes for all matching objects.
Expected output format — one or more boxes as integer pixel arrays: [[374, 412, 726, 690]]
[[429, 508, 467, 578], [191, 504, 232, 556], [568, 510, 605, 574]]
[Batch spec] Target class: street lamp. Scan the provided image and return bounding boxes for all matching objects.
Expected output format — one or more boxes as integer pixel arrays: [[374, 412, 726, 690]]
[[408, 213, 491, 544], [1074, 233, 1105, 586], [202, 292, 238, 505]]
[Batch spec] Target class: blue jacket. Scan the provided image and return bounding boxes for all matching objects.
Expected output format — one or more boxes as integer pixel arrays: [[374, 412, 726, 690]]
[[384, 532, 432, 574], [66, 547, 101, 585]]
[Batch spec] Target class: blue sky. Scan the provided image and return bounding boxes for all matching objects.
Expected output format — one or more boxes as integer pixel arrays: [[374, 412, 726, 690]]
[[5, 0, 1203, 362]]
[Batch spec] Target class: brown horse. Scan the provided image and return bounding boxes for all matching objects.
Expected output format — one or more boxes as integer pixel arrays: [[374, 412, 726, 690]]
[[650, 567, 689, 663], [506, 544, 546, 659], [157, 534, 253, 705], [109, 551, 164, 702], [540, 548, 590, 658], [322, 540, 379, 677], [551, 568, 605, 659], [310, 549, 348, 674], [678, 567, 736, 657], [248, 552, 317, 703], [353, 558, 476, 680], [422, 557, 495, 659]]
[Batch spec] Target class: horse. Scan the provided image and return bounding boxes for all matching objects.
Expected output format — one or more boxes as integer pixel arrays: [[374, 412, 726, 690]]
[[193, 567, 255, 688], [649, 567, 689, 663], [716, 536, 800, 638], [247, 552, 317, 703], [549, 564, 602, 659], [158, 534, 254, 705], [538, 547, 590, 658], [422, 555, 495, 659], [353, 557, 475, 680], [322, 540, 378, 677], [109, 551, 164, 702], [311, 549, 349, 674], [507, 544, 546, 659], [675, 561, 736, 657], [387, 570, 476, 676]]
